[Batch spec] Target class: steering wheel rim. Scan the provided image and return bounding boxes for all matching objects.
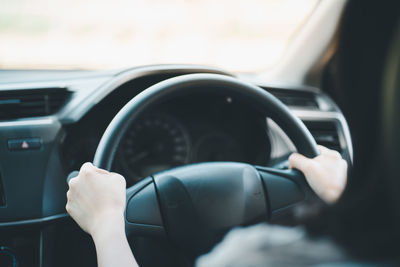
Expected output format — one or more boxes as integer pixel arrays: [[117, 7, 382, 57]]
[[93, 73, 318, 169], [92, 73, 319, 266]]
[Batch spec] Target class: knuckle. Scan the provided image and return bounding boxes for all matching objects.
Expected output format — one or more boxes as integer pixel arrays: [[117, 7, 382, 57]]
[[331, 150, 342, 159], [112, 173, 126, 186], [119, 176, 126, 187], [116, 173, 125, 181], [288, 153, 299, 165], [68, 179, 78, 190], [80, 162, 94, 175], [288, 153, 296, 161]]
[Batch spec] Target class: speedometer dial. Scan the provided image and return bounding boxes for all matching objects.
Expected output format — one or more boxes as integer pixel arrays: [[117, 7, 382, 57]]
[[118, 113, 190, 183]]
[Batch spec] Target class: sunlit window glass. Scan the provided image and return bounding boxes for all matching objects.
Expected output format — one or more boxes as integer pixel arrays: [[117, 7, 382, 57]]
[[0, 0, 319, 72]]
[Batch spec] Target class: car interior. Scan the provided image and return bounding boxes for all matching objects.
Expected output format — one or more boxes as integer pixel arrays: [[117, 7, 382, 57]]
[[0, 0, 397, 266]]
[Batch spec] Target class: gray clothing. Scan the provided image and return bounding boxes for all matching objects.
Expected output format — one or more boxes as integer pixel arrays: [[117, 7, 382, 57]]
[[195, 224, 352, 267]]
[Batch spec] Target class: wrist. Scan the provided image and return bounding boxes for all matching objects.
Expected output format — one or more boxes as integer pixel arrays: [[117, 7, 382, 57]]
[[323, 188, 342, 204], [91, 211, 125, 242]]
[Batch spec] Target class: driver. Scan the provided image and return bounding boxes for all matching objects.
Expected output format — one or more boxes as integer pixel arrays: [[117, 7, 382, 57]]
[[66, 0, 400, 266], [66, 147, 347, 267]]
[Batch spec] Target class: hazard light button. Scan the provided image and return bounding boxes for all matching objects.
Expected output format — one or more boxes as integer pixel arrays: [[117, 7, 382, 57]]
[[7, 138, 42, 151]]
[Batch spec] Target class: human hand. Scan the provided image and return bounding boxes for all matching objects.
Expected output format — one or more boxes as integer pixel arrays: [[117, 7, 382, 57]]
[[66, 162, 126, 238], [288, 146, 348, 204]]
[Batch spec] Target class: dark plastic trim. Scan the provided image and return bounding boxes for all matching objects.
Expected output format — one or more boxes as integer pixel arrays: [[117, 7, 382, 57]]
[[0, 213, 69, 228], [0, 171, 5, 206]]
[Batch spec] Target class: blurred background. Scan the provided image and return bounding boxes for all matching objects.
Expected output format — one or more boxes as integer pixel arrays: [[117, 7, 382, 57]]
[[0, 0, 318, 73]]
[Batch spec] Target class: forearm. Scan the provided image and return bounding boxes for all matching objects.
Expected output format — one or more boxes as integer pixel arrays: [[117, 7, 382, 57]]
[[92, 217, 139, 267]]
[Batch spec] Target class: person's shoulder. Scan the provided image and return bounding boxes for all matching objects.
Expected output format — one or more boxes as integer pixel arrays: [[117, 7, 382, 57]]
[[195, 223, 347, 267]]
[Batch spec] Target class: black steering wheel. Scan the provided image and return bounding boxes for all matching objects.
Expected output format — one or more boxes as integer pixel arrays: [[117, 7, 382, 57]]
[[92, 73, 319, 266]]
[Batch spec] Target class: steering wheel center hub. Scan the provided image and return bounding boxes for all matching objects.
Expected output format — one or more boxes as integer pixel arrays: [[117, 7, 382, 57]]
[[154, 163, 267, 256]]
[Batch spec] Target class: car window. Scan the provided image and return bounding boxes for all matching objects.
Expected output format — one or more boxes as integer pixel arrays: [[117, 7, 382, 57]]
[[0, 0, 319, 72]]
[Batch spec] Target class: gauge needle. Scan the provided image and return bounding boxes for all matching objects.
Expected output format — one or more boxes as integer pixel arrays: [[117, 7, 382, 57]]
[[129, 150, 150, 163]]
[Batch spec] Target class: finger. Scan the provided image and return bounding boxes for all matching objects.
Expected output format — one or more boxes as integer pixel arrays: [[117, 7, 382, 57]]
[[317, 145, 331, 154], [288, 153, 313, 172], [317, 145, 341, 158], [80, 162, 94, 174], [68, 177, 78, 190], [65, 203, 71, 214], [109, 172, 125, 179], [66, 190, 72, 200], [67, 170, 79, 185], [94, 166, 110, 174]]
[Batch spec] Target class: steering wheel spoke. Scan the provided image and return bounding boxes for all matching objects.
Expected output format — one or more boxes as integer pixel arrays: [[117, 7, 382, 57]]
[[125, 177, 166, 237], [254, 166, 315, 221]]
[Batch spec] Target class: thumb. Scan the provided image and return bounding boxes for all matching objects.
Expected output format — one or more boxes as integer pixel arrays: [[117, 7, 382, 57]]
[[288, 153, 313, 173]]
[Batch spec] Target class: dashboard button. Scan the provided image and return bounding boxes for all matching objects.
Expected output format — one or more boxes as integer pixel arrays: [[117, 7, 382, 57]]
[[7, 138, 42, 151]]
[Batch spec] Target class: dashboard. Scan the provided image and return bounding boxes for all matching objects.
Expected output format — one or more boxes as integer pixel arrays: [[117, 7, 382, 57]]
[[63, 93, 270, 186], [0, 65, 352, 267]]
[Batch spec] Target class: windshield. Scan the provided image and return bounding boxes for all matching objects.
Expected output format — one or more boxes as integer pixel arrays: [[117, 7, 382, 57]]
[[0, 0, 318, 73]]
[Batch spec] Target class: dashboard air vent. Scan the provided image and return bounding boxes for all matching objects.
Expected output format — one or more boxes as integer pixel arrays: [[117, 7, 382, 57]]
[[304, 121, 341, 152], [267, 89, 319, 109], [0, 88, 71, 120]]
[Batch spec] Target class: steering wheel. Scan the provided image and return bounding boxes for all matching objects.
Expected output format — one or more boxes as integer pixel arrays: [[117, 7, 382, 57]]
[[92, 73, 319, 266]]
